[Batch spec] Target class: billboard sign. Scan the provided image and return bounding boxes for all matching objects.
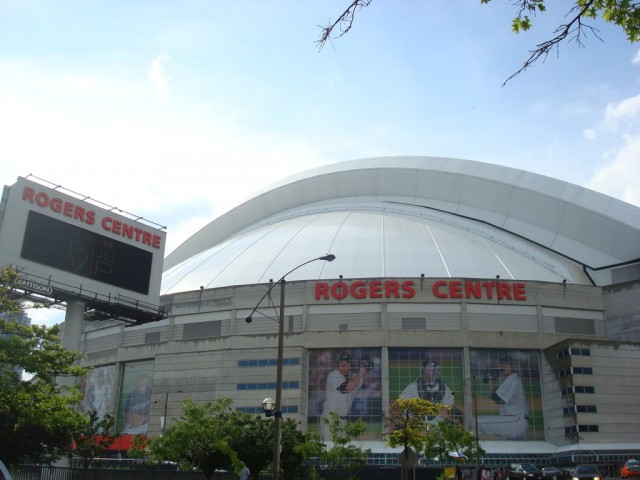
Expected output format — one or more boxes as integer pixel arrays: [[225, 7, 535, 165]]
[[308, 348, 382, 441], [0, 177, 166, 306], [469, 348, 543, 441]]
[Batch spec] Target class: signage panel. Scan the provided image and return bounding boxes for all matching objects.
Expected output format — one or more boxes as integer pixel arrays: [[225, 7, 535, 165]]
[[21, 211, 153, 294], [0, 177, 166, 305]]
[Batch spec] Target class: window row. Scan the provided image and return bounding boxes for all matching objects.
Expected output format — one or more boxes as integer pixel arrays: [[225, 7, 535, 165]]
[[563, 405, 597, 415], [562, 385, 595, 395], [238, 358, 300, 367], [237, 381, 300, 390], [557, 347, 591, 359], [558, 366, 593, 377], [565, 424, 599, 433]]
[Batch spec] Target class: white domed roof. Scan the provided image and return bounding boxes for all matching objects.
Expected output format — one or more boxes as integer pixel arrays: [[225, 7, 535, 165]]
[[161, 157, 640, 295]]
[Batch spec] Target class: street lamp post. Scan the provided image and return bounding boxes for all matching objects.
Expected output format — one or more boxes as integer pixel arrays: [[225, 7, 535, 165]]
[[453, 374, 481, 474], [472, 374, 480, 475], [161, 389, 183, 432], [245, 254, 336, 480]]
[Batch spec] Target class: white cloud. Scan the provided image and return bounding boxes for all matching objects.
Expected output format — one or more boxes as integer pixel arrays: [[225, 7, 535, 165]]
[[632, 49, 640, 65], [583, 128, 596, 141], [28, 307, 65, 328], [603, 94, 640, 131], [148, 53, 170, 96], [587, 134, 640, 207]]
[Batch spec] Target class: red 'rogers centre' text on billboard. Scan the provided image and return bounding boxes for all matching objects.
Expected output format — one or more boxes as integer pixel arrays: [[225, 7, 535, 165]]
[[21, 185, 162, 249]]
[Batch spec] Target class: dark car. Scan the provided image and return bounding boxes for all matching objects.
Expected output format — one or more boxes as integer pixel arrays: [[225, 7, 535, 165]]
[[542, 467, 571, 480], [505, 463, 544, 480], [572, 465, 602, 480]]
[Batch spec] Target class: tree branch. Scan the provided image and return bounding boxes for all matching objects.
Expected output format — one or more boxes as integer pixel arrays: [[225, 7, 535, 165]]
[[317, 0, 374, 50], [503, 0, 600, 85]]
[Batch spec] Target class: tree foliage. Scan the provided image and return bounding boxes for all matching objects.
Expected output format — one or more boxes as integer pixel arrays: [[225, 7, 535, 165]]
[[0, 267, 87, 467], [386, 398, 484, 479], [127, 434, 151, 462], [275, 418, 314, 480], [386, 398, 441, 452], [386, 398, 442, 480], [422, 419, 484, 466], [147, 398, 242, 480], [146, 397, 322, 480], [308, 412, 369, 480], [72, 411, 119, 469], [317, 0, 640, 84], [227, 411, 273, 479]]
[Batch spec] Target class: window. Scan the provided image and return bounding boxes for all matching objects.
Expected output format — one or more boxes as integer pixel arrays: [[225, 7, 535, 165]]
[[558, 366, 593, 377], [557, 347, 591, 359], [561, 385, 595, 395], [572, 348, 591, 356], [237, 381, 299, 390], [576, 385, 595, 393], [576, 405, 597, 413], [564, 424, 599, 434], [573, 367, 593, 375], [579, 424, 599, 432], [563, 405, 597, 415], [238, 358, 300, 367]]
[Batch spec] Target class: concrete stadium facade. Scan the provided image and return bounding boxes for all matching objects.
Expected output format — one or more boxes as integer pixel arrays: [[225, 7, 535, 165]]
[[78, 157, 640, 469]]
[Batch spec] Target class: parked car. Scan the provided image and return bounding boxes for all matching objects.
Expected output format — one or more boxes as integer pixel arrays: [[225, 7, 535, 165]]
[[0, 461, 13, 480], [505, 463, 544, 480], [541, 467, 571, 480], [571, 465, 601, 480], [622, 459, 640, 479]]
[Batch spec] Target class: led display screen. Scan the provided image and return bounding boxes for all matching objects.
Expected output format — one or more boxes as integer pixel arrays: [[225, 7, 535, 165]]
[[21, 210, 152, 294]]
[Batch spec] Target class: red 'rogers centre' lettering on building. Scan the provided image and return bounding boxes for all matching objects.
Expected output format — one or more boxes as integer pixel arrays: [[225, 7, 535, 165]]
[[315, 279, 528, 301], [21, 185, 163, 250], [432, 280, 527, 301], [316, 280, 416, 300]]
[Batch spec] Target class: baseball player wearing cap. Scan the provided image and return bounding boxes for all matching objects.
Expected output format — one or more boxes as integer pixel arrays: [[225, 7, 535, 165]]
[[400, 361, 456, 423], [320, 352, 370, 440], [477, 354, 529, 440]]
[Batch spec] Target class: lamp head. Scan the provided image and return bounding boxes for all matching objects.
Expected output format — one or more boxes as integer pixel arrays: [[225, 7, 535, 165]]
[[320, 254, 336, 262], [262, 397, 276, 416], [245, 315, 252, 323]]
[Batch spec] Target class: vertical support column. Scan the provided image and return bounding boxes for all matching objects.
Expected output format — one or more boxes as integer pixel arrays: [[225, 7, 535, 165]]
[[58, 300, 85, 388], [61, 300, 85, 351]]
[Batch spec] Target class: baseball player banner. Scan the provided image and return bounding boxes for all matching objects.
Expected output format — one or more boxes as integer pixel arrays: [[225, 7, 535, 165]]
[[389, 348, 465, 425], [81, 364, 116, 420], [470, 349, 543, 441], [308, 348, 382, 440], [117, 361, 154, 435]]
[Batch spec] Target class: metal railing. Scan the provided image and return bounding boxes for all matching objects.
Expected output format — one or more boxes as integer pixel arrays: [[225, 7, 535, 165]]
[[10, 466, 235, 480]]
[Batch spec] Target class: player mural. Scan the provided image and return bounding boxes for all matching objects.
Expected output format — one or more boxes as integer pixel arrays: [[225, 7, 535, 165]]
[[308, 348, 382, 440], [117, 361, 154, 435], [82, 364, 116, 420], [389, 348, 465, 425], [470, 349, 543, 441]]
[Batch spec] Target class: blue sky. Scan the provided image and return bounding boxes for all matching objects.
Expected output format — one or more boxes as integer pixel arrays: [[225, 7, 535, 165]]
[[1, 1, 639, 324]]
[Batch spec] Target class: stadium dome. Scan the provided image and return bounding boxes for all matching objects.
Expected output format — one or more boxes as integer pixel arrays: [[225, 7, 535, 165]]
[[161, 156, 640, 295]]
